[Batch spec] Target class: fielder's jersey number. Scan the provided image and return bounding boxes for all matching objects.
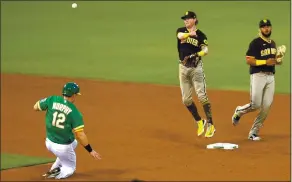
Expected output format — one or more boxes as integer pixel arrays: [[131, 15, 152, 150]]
[[52, 111, 66, 129]]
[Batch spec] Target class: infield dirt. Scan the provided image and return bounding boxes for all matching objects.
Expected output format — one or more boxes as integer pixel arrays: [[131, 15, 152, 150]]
[[1, 74, 290, 181]]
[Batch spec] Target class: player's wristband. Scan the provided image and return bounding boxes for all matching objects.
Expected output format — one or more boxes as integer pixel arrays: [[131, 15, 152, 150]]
[[256, 60, 266, 66], [177, 32, 190, 39], [84, 144, 93, 153], [198, 51, 205, 57], [182, 33, 190, 39]]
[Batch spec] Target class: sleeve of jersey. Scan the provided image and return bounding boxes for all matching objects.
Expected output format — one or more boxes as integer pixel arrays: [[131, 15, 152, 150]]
[[176, 28, 185, 38], [246, 41, 256, 57], [72, 112, 85, 133], [38, 97, 50, 111], [199, 34, 208, 47]]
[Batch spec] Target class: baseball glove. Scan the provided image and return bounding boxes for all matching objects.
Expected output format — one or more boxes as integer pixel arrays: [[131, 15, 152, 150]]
[[181, 54, 200, 68], [276, 45, 286, 63]]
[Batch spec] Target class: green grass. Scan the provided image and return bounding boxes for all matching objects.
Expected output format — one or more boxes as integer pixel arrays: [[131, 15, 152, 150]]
[[1, 1, 290, 93], [1, 153, 54, 170]]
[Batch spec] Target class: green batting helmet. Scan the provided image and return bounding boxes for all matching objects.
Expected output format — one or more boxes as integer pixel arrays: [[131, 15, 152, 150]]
[[62, 82, 81, 97]]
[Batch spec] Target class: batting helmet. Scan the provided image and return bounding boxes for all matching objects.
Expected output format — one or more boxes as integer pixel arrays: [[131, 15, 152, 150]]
[[62, 82, 81, 97]]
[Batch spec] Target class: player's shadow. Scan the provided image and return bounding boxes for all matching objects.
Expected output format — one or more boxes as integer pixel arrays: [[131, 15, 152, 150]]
[[73, 168, 146, 181], [41, 173, 95, 181], [262, 134, 290, 141], [150, 129, 202, 148], [71, 172, 95, 179], [228, 133, 291, 144], [76, 169, 125, 180]]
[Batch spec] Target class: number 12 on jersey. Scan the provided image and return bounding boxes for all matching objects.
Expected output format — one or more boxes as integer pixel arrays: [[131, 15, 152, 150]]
[[52, 111, 66, 129]]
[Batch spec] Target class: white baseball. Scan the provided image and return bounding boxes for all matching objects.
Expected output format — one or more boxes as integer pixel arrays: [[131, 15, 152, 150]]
[[72, 3, 77, 8]]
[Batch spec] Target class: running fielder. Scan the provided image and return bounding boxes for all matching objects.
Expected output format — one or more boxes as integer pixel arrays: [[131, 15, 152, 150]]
[[176, 11, 216, 138], [33, 82, 101, 179], [232, 19, 286, 141]]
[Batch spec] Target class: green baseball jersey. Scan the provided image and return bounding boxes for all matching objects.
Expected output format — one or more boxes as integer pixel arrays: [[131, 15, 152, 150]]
[[38, 95, 84, 144]]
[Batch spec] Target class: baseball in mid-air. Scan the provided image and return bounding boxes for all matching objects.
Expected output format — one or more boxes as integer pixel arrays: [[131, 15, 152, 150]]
[[72, 3, 77, 8]]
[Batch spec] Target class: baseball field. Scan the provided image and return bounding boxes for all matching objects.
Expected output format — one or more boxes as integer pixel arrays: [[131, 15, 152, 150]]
[[1, 1, 291, 181]]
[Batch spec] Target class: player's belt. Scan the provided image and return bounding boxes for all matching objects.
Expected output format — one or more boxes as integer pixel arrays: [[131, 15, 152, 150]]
[[259, 71, 274, 75], [179, 60, 201, 68]]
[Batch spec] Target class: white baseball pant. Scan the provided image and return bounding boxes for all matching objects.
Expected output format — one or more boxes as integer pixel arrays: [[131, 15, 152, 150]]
[[45, 138, 78, 179]]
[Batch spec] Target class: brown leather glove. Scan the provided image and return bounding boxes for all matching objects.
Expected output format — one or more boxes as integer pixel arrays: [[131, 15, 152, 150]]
[[181, 54, 200, 67]]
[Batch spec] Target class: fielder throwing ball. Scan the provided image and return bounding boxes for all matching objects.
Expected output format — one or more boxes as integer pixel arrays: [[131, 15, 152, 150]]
[[176, 11, 216, 138], [232, 19, 286, 141], [33, 82, 101, 179]]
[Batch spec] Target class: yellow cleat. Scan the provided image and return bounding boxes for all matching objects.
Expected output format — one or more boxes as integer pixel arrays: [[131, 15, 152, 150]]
[[205, 123, 216, 138], [197, 119, 206, 136]]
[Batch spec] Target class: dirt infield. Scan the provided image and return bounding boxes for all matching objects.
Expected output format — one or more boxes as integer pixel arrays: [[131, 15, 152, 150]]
[[1, 74, 290, 181]]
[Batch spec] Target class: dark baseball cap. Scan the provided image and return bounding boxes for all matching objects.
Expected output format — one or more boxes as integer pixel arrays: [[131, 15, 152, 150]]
[[181, 11, 197, 20], [259, 19, 272, 28]]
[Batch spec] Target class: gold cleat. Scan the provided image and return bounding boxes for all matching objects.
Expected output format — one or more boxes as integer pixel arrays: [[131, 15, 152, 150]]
[[205, 123, 216, 138], [197, 119, 206, 136]]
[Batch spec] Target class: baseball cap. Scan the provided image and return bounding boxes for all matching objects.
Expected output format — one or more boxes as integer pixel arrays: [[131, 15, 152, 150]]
[[181, 11, 197, 20], [62, 82, 81, 97], [259, 19, 272, 28]]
